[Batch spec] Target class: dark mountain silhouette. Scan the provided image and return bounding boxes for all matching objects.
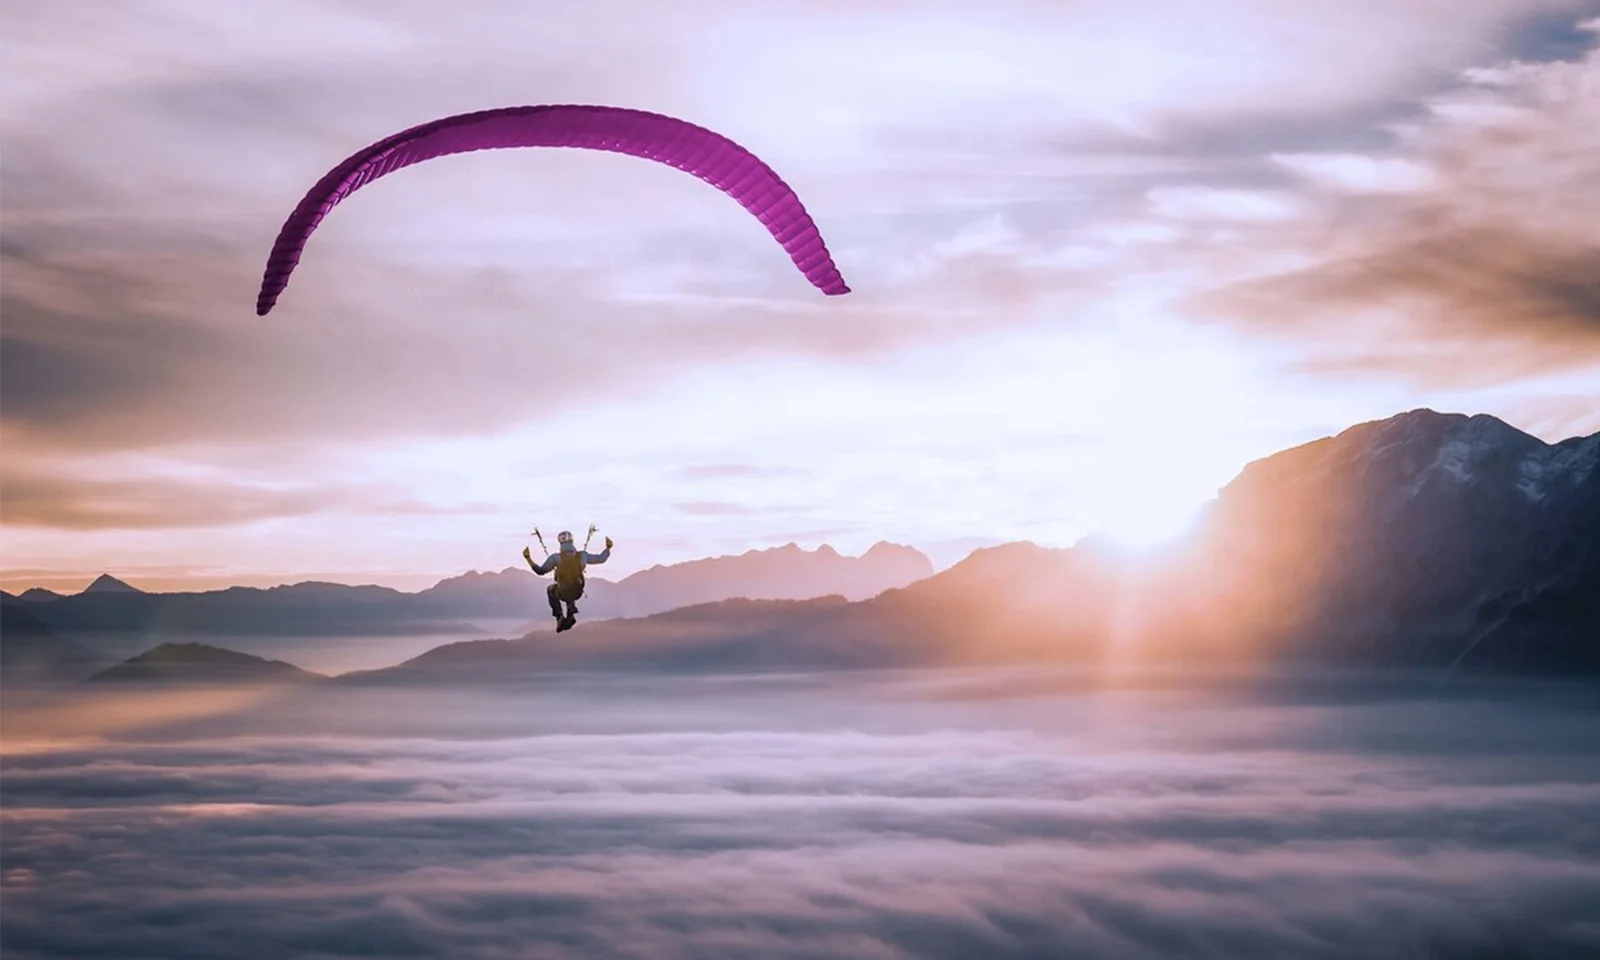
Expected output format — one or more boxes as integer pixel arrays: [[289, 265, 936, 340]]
[[2, 602, 50, 634], [20, 410, 1596, 680], [852, 409, 1600, 675], [9, 543, 933, 639], [2, 601, 114, 683], [367, 410, 1599, 681], [362, 545, 1127, 680], [87, 642, 325, 685], [349, 596, 853, 683], [422, 541, 930, 627], [18, 587, 64, 603], [82, 574, 142, 594], [7, 580, 480, 637], [601, 541, 933, 615], [1176, 409, 1600, 673]]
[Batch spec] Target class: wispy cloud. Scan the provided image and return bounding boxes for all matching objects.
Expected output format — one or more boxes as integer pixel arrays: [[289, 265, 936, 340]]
[[1189, 23, 1600, 387]]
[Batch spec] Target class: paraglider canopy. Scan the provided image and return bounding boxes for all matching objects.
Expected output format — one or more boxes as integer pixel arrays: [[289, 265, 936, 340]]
[[256, 104, 851, 315]]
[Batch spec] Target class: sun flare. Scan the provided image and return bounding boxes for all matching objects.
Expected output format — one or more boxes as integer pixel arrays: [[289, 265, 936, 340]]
[[1078, 437, 1234, 552], [1095, 499, 1204, 550]]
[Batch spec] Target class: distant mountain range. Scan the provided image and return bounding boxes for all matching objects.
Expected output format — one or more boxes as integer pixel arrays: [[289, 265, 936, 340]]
[[10, 410, 1597, 686], [441, 541, 933, 631], [582, 541, 933, 617], [351, 409, 1599, 682], [0, 542, 934, 639]]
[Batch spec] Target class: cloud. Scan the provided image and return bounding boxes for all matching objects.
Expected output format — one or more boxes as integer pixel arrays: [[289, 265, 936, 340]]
[[1268, 153, 1439, 193], [0, 466, 471, 531], [1146, 187, 1303, 223], [1, 472, 331, 531], [1187, 23, 1600, 388], [0, 23, 1074, 469], [3, 676, 1599, 959], [672, 501, 761, 517], [7, 0, 1594, 459], [673, 464, 809, 482]]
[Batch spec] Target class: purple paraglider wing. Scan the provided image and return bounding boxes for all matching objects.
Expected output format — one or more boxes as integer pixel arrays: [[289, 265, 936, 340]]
[[256, 104, 850, 314]]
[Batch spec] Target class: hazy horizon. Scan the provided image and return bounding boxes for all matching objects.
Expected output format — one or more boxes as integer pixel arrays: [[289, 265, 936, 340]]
[[5, 2, 1600, 595], [6, 405, 1597, 595], [2, 538, 964, 596]]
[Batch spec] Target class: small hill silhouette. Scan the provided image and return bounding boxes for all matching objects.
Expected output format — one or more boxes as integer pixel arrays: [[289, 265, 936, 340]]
[[88, 642, 324, 685]]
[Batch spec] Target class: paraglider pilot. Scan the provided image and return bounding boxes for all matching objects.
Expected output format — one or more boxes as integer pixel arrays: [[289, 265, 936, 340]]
[[524, 530, 612, 632]]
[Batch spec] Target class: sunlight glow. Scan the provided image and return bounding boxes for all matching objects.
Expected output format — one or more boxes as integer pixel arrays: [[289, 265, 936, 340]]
[[1081, 444, 1215, 551], [1095, 497, 1204, 550]]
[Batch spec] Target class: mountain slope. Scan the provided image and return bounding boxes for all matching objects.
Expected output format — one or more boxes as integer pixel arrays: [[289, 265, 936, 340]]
[[1, 601, 114, 683], [9, 580, 474, 637], [351, 596, 852, 681], [82, 574, 142, 594], [87, 642, 325, 685], [425, 542, 932, 626], [605, 541, 934, 615], [736, 412, 1598, 675], [1184, 410, 1600, 670], [383, 409, 1600, 679], [15, 410, 1594, 677], [11, 543, 934, 638]]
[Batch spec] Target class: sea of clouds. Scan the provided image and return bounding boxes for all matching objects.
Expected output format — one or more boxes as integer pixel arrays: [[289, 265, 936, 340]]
[[3, 670, 1598, 959]]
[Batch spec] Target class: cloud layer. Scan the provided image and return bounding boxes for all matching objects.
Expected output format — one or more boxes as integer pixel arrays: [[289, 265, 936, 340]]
[[4, 672, 1599, 959]]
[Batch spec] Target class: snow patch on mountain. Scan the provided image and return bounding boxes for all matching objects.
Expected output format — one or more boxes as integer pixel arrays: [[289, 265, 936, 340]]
[[1516, 461, 1547, 503], [1515, 433, 1599, 502]]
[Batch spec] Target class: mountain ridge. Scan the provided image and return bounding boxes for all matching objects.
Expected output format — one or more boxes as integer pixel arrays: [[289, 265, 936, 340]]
[[15, 409, 1597, 684], [8, 542, 934, 639], [82, 574, 141, 595], [353, 409, 1600, 681]]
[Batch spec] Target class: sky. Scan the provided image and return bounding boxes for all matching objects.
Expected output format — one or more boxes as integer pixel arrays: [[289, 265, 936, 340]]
[[4, 0, 1600, 593]]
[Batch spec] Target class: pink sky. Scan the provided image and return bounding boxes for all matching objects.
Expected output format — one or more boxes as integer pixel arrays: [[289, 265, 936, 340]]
[[4, 1, 1599, 593]]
